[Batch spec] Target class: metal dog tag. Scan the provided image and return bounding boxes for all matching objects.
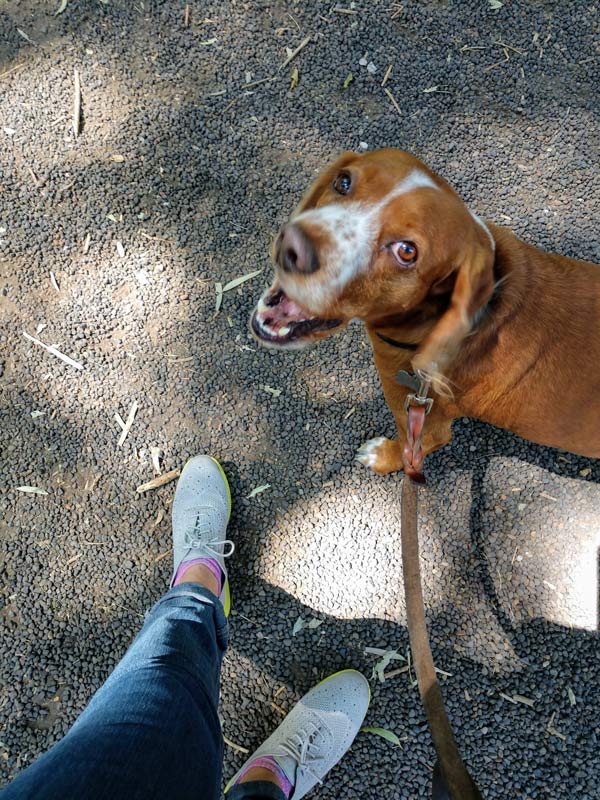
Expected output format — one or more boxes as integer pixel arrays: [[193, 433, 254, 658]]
[[396, 369, 420, 391]]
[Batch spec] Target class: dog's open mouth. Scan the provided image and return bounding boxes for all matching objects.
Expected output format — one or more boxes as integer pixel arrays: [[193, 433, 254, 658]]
[[251, 285, 342, 346]]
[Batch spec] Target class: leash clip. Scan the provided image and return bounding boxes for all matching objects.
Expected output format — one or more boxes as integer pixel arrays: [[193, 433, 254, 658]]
[[403, 369, 434, 415]]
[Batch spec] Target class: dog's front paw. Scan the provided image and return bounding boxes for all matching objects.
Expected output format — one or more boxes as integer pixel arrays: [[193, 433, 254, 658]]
[[355, 437, 403, 475]]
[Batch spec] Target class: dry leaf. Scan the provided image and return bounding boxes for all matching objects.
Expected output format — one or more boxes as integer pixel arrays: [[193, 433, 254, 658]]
[[290, 65, 299, 90], [110, 154, 125, 163], [116, 241, 125, 258], [579, 467, 591, 477], [246, 484, 270, 498], [342, 72, 354, 89], [567, 686, 576, 706], [371, 649, 405, 683], [262, 385, 282, 398], [292, 617, 305, 636], [361, 727, 403, 746], [488, 0, 503, 8], [222, 269, 262, 293], [30, 410, 45, 419], [16, 486, 48, 496], [215, 282, 223, 313]]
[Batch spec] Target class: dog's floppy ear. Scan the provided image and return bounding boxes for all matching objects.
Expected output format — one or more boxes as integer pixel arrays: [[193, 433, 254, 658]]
[[413, 232, 495, 395]]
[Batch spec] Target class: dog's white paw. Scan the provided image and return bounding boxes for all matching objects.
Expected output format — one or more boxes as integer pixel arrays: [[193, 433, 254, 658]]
[[355, 436, 403, 475], [355, 437, 387, 469]]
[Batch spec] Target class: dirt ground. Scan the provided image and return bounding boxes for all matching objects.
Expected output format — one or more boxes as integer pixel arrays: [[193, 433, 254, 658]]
[[0, 1, 599, 798]]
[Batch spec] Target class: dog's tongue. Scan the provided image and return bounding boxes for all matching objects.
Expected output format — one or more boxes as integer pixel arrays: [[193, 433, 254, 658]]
[[278, 295, 310, 321], [262, 290, 313, 330]]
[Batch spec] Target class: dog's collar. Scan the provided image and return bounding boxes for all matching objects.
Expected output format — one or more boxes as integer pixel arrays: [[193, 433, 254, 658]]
[[375, 332, 419, 350]]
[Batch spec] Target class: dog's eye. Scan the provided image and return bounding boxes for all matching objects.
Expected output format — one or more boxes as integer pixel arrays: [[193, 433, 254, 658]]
[[390, 240, 418, 267], [333, 172, 352, 195]]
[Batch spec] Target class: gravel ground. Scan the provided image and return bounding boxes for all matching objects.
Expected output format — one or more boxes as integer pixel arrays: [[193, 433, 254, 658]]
[[1, 1, 599, 798]]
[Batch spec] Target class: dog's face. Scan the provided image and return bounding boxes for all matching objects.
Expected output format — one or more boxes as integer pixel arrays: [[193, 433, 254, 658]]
[[251, 149, 495, 378]]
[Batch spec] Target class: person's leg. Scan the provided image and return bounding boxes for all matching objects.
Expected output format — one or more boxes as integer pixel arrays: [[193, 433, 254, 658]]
[[225, 670, 371, 800], [3, 456, 235, 800]]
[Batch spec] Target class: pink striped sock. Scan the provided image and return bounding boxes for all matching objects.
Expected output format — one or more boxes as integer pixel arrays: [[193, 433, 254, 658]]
[[236, 756, 293, 798], [174, 557, 223, 594]]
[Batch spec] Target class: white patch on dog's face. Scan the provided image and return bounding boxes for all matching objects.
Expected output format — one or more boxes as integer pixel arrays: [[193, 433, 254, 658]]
[[287, 169, 439, 312], [469, 209, 495, 251]]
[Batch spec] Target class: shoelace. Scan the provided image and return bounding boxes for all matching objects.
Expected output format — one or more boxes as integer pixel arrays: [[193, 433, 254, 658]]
[[274, 722, 326, 786], [185, 508, 235, 557]]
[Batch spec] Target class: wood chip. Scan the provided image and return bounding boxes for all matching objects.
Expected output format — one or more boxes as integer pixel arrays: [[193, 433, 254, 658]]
[[270, 702, 286, 716], [152, 508, 165, 528], [22, 330, 83, 370], [50, 271, 60, 292], [73, 68, 81, 138], [151, 446, 162, 474], [136, 469, 181, 494], [116, 240, 125, 258], [117, 401, 138, 446], [82, 232, 91, 254]]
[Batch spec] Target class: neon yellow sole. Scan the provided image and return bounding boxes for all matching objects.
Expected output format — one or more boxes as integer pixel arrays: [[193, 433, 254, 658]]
[[207, 456, 232, 617], [223, 669, 370, 792]]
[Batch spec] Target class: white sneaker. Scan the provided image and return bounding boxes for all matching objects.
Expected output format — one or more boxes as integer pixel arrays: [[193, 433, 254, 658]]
[[225, 670, 371, 798], [171, 455, 234, 615]]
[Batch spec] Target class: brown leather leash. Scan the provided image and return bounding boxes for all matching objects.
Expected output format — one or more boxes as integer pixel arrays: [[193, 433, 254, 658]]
[[400, 370, 483, 799]]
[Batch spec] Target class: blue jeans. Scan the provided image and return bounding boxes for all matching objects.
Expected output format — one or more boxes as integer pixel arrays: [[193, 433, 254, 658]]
[[2, 584, 286, 800]]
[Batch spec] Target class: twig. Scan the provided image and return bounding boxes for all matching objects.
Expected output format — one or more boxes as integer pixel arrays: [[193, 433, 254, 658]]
[[332, 7, 358, 13], [223, 736, 249, 754], [383, 87, 402, 115], [494, 40, 525, 55], [22, 330, 83, 370], [0, 63, 25, 80], [27, 165, 41, 188], [140, 231, 175, 244], [279, 35, 311, 71], [117, 401, 138, 447], [184, 3, 190, 27], [136, 469, 180, 494], [154, 550, 171, 563], [381, 63, 393, 87], [243, 76, 276, 90], [73, 68, 81, 138]]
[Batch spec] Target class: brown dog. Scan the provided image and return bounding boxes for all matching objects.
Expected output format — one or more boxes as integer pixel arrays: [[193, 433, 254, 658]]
[[250, 148, 600, 474]]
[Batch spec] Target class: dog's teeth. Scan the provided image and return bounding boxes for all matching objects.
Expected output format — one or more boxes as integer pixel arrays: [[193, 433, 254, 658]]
[[277, 326, 290, 337], [258, 298, 269, 313]]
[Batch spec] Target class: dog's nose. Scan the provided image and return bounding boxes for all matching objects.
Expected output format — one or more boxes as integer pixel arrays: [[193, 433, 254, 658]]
[[278, 223, 319, 274]]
